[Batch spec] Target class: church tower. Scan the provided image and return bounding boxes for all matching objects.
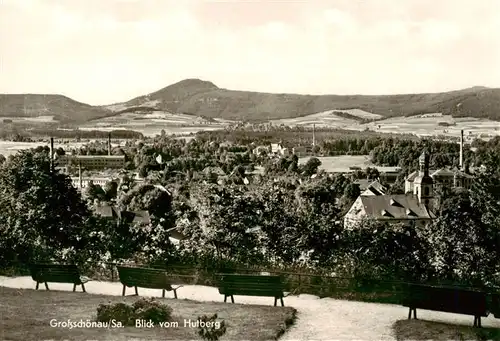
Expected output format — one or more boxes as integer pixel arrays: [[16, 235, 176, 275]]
[[413, 150, 434, 208]]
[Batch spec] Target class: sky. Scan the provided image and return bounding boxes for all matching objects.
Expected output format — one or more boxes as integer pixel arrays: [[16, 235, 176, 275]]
[[1, 0, 499, 105]]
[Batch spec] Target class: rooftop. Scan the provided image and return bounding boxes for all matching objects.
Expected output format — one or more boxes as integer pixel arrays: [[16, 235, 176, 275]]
[[360, 194, 435, 220]]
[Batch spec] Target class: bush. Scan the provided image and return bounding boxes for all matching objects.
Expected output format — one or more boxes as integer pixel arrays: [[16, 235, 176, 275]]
[[96, 298, 173, 326], [197, 314, 226, 341]]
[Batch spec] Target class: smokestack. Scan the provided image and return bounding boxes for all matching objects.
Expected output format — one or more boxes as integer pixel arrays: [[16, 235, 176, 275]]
[[459, 130, 464, 170], [108, 133, 111, 156], [49, 137, 54, 172]]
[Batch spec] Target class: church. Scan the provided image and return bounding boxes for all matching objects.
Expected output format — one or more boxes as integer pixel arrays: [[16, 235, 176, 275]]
[[343, 151, 436, 229]]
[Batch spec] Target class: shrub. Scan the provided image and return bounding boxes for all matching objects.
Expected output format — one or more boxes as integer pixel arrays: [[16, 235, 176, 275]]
[[132, 298, 173, 323], [197, 314, 226, 341], [96, 302, 135, 326], [96, 298, 173, 326]]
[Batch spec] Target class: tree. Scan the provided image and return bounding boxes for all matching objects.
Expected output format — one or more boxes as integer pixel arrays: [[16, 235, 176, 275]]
[[188, 184, 264, 265], [422, 188, 495, 284], [339, 219, 432, 281], [303, 157, 321, 177], [293, 180, 343, 267], [0, 150, 97, 267], [104, 181, 118, 201], [85, 181, 107, 202]]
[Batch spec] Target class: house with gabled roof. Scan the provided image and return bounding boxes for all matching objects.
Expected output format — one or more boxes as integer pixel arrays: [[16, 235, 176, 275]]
[[94, 204, 151, 227], [344, 194, 436, 229], [405, 168, 473, 193], [344, 151, 436, 229], [360, 180, 388, 196]]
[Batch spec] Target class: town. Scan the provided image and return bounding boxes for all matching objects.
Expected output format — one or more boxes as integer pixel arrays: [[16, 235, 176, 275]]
[[1, 0, 500, 340]]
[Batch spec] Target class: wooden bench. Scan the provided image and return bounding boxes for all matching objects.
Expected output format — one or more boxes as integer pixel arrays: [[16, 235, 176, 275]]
[[401, 283, 489, 327], [30, 264, 90, 292], [116, 266, 182, 299], [216, 273, 288, 306], [490, 292, 500, 319]]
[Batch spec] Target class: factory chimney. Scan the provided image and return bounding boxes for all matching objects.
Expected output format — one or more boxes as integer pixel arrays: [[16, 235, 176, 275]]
[[108, 133, 111, 156], [459, 130, 464, 171]]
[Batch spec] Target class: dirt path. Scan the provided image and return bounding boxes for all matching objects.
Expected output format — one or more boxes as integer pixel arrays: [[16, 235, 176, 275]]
[[2, 276, 499, 340]]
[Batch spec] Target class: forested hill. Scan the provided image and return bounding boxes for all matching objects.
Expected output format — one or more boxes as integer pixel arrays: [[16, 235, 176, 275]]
[[2, 79, 500, 122]]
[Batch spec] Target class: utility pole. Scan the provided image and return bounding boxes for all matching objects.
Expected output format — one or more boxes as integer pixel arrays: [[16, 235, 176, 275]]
[[312, 124, 316, 147]]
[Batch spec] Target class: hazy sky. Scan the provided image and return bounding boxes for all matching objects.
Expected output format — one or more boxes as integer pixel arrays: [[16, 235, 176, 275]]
[[1, 0, 499, 105]]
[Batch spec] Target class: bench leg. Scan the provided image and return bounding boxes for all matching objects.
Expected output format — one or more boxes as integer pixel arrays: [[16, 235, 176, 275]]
[[122, 285, 126, 296], [44, 282, 49, 291], [224, 295, 227, 303], [274, 297, 277, 307], [81, 284, 86, 293], [162, 289, 165, 298], [35, 282, 39, 290], [280, 297, 284, 307], [408, 308, 417, 319], [473, 316, 482, 328], [135, 286, 138, 296], [230, 295, 234, 303], [73, 284, 77, 292], [173, 289, 178, 299]]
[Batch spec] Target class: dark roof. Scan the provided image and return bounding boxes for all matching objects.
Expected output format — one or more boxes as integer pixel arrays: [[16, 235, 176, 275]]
[[121, 210, 151, 225], [360, 194, 435, 220], [166, 227, 187, 240], [407, 168, 474, 182], [131, 210, 151, 224], [94, 205, 121, 219], [94, 205, 150, 225], [367, 180, 387, 195], [413, 173, 433, 185], [354, 179, 371, 191]]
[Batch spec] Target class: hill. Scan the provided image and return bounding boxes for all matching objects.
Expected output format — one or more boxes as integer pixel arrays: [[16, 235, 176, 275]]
[[107, 80, 500, 122], [0, 94, 110, 123], [1, 80, 500, 123]]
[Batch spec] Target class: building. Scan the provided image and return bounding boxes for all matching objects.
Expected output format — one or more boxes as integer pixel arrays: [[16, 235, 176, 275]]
[[405, 129, 474, 193], [360, 180, 388, 196], [343, 194, 436, 229], [56, 154, 126, 170], [94, 204, 151, 226], [71, 177, 114, 189], [412, 151, 434, 208], [344, 151, 436, 229], [52, 134, 126, 171], [253, 145, 270, 155], [405, 168, 473, 193], [292, 146, 312, 157]]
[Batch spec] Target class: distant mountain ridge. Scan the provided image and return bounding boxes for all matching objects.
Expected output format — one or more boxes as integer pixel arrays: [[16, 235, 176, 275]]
[[1, 79, 500, 123]]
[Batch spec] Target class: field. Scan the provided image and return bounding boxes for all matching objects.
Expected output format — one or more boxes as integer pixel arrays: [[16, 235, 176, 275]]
[[271, 111, 500, 140], [80, 111, 233, 137], [1, 115, 57, 123], [0, 140, 93, 157], [0, 287, 296, 341], [297, 155, 400, 173]]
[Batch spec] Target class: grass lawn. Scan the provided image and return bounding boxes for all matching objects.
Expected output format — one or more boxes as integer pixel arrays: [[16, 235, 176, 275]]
[[0, 286, 297, 341], [393, 319, 500, 341]]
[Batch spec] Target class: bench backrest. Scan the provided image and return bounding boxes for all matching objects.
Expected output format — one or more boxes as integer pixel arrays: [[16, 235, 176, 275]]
[[216, 273, 284, 297], [403, 283, 488, 315], [491, 293, 500, 318], [117, 266, 173, 290], [30, 264, 82, 284]]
